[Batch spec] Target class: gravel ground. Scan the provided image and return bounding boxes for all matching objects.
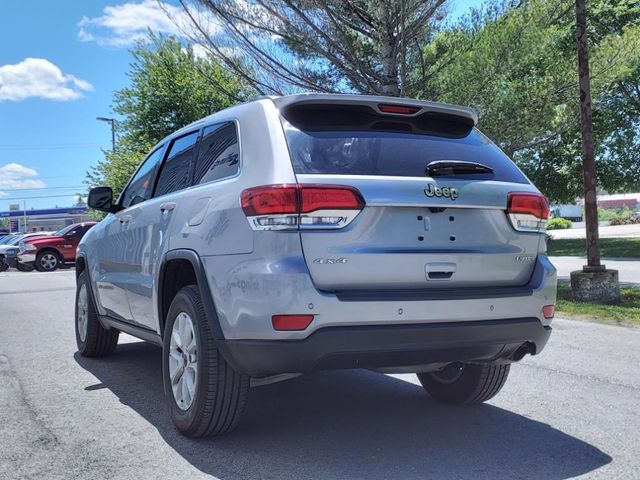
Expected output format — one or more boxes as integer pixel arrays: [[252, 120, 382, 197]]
[[0, 269, 639, 480]]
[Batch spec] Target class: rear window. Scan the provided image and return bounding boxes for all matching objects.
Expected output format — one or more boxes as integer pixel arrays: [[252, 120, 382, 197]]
[[281, 105, 528, 184]]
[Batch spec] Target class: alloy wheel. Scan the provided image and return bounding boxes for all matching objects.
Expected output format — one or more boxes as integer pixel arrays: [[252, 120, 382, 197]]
[[77, 284, 88, 342], [40, 253, 58, 270], [168, 312, 198, 411]]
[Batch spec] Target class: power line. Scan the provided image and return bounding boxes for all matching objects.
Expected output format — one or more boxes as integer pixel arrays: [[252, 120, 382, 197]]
[[0, 185, 86, 192], [0, 143, 110, 151], [1, 193, 86, 201]]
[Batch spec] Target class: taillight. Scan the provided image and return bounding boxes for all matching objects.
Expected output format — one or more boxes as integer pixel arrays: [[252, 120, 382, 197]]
[[542, 305, 555, 319], [241, 184, 365, 230], [507, 192, 550, 233]]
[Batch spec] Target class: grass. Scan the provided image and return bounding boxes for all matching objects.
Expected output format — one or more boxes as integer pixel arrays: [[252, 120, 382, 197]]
[[548, 237, 640, 258], [555, 284, 640, 327]]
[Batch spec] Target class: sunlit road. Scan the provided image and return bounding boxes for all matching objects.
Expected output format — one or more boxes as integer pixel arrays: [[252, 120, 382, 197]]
[[1, 269, 638, 479]]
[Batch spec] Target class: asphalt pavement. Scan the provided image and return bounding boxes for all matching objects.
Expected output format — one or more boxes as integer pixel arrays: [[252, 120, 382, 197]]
[[1, 269, 639, 479]]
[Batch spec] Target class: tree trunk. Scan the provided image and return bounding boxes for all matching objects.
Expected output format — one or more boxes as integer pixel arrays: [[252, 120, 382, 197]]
[[378, 3, 400, 96], [379, 35, 400, 95]]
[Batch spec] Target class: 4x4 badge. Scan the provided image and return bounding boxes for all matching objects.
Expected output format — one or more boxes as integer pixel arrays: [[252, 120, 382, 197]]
[[425, 184, 459, 200]]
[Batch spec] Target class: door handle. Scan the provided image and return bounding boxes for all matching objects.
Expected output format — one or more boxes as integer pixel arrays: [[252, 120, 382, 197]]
[[160, 202, 177, 214], [119, 215, 132, 224], [425, 262, 456, 281]]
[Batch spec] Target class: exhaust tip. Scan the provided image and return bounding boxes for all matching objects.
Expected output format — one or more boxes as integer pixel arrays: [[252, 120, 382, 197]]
[[511, 343, 532, 362]]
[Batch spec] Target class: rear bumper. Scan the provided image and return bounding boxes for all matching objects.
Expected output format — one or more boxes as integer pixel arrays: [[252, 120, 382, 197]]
[[221, 317, 552, 377]]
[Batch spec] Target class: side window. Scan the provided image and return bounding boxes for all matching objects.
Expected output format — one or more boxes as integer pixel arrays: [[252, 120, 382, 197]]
[[154, 131, 199, 197], [122, 147, 165, 208], [193, 122, 239, 185], [73, 224, 92, 237]]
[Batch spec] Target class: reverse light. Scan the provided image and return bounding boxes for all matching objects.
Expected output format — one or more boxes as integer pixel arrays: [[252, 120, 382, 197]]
[[272, 314, 314, 331], [241, 184, 365, 231], [507, 192, 550, 233], [542, 305, 555, 319]]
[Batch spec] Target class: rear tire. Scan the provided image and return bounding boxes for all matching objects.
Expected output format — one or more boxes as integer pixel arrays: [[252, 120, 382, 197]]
[[36, 250, 60, 272], [418, 362, 510, 405], [0, 258, 7, 272], [75, 271, 119, 357], [162, 285, 250, 437]]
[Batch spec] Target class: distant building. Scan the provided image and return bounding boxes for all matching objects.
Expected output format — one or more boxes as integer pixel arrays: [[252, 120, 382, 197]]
[[0, 206, 90, 233], [596, 193, 640, 210]]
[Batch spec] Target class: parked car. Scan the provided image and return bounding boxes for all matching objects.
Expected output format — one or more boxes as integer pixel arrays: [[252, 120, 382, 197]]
[[0, 233, 52, 272], [18, 222, 96, 271], [77, 94, 556, 438]]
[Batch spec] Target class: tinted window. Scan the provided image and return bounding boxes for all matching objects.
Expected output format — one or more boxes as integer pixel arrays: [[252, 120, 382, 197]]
[[193, 123, 239, 185], [281, 105, 528, 184], [155, 131, 199, 196], [122, 147, 165, 208], [67, 224, 91, 238]]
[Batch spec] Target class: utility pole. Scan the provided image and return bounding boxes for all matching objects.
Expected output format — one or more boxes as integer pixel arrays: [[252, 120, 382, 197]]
[[96, 117, 116, 153], [575, 0, 600, 271], [570, 0, 620, 304]]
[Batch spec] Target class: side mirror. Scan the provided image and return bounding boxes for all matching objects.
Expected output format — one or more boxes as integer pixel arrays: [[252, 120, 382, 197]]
[[88, 186, 117, 213]]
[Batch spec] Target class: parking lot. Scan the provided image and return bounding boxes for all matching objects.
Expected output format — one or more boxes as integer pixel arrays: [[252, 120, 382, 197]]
[[0, 269, 638, 479]]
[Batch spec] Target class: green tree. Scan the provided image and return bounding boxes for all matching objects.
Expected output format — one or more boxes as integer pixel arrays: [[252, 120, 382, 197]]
[[176, 0, 448, 96], [87, 34, 252, 199], [421, 0, 640, 201]]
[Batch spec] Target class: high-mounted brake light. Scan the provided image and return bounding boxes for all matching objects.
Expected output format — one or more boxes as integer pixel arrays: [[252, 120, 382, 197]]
[[507, 192, 550, 233], [378, 103, 421, 115], [241, 184, 365, 230]]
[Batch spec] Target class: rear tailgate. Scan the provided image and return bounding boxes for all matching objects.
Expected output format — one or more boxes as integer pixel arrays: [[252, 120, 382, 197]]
[[277, 98, 545, 292]]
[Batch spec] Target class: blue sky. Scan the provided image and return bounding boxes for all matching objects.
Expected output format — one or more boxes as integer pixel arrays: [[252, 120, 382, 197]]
[[0, 0, 480, 212]]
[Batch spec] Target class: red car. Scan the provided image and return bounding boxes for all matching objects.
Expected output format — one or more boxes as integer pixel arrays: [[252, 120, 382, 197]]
[[18, 222, 96, 271]]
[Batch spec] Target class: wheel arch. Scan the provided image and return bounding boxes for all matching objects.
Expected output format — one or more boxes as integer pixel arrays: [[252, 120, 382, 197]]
[[75, 255, 87, 278], [37, 246, 62, 260], [158, 249, 226, 342]]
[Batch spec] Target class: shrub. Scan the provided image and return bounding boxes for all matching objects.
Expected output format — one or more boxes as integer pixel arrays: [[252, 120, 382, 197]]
[[599, 206, 635, 225], [547, 217, 572, 230]]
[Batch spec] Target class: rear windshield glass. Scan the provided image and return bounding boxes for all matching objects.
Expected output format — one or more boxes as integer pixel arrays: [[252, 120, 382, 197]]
[[280, 107, 528, 183]]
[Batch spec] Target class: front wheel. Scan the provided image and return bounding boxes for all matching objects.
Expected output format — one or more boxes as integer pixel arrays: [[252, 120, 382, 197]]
[[0, 258, 7, 272], [162, 285, 249, 437], [418, 362, 510, 405], [36, 251, 60, 272], [75, 271, 119, 357]]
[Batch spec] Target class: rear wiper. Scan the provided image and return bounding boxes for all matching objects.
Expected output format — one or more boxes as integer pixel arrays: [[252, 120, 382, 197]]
[[426, 160, 494, 176]]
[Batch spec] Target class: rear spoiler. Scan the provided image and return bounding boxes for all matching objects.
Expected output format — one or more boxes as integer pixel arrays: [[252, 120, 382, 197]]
[[271, 93, 478, 127]]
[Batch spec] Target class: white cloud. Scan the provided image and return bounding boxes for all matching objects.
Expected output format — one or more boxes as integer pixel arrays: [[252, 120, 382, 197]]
[[0, 58, 93, 102], [78, 0, 220, 48], [0, 163, 46, 197]]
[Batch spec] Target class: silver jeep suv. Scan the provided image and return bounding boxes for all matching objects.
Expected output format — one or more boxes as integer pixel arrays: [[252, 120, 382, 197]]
[[78, 94, 556, 437]]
